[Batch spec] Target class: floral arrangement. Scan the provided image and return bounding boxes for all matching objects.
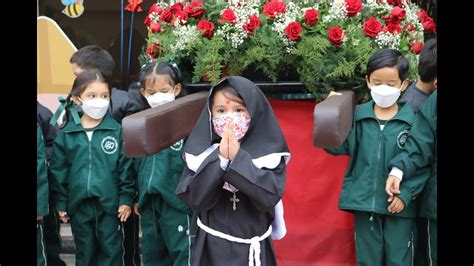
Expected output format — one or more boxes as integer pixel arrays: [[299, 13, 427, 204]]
[[139, 0, 436, 100]]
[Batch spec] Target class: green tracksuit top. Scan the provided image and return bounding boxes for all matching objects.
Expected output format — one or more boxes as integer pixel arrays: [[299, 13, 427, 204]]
[[37, 123, 49, 216], [325, 101, 430, 218], [50, 113, 135, 215], [134, 139, 191, 214], [389, 91, 437, 220]]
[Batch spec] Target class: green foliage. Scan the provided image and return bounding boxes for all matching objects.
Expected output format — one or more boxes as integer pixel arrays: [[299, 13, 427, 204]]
[[192, 37, 229, 84], [140, 0, 433, 101], [237, 24, 285, 82]]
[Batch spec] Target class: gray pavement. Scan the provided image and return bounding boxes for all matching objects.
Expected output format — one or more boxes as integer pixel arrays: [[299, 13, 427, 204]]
[[58, 223, 144, 266]]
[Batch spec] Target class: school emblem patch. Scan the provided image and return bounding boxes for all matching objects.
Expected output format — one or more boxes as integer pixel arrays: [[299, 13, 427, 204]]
[[170, 139, 184, 151], [397, 129, 409, 149], [101, 136, 118, 154]]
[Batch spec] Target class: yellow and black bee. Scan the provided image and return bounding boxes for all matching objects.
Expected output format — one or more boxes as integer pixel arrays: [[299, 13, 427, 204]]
[[61, 0, 84, 18]]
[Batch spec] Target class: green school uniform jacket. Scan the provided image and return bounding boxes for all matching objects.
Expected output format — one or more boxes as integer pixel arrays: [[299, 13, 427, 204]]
[[325, 101, 430, 218], [134, 139, 191, 214], [37, 123, 49, 216], [50, 113, 135, 215], [389, 91, 437, 220]]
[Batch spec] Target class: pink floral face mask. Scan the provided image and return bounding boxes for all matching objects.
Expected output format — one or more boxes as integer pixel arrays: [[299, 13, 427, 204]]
[[212, 112, 251, 141]]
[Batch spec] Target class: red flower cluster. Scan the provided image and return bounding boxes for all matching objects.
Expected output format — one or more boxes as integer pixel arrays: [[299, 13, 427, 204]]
[[418, 9, 436, 33], [219, 9, 237, 24], [411, 42, 424, 54], [147, 1, 205, 26], [263, 1, 287, 18], [345, 0, 362, 17], [198, 20, 214, 39], [144, 4, 162, 26], [285, 22, 303, 41], [304, 9, 319, 26], [146, 42, 162, 59], [184, 1, 205, 19], [243, 15, 261, 35], [363, 17, 383, 38], [328, 27, 344, 47]]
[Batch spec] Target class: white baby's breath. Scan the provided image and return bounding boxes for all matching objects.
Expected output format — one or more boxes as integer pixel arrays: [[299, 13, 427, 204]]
[[170, 24, 199, 53]]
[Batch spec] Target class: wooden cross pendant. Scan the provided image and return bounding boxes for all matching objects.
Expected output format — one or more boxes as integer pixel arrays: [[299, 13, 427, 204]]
[[229, 192, 240, 211]]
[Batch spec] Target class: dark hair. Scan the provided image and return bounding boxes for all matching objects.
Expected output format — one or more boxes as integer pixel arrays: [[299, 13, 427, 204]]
[[210, 81, 245, 110], [418, 38, 437, 83], [366, 48, 410, 82], [139, 60, 185, 97], [61, 70, 110, 128], [70, 45, 115, 80]]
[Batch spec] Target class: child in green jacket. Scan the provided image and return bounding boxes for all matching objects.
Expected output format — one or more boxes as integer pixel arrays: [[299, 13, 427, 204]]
[[37, 123, 49, 266], [386, 91, 437, 266], [323, 49, 430, 266], [50, 70, 135, 266], [133, 61, 192, 266]]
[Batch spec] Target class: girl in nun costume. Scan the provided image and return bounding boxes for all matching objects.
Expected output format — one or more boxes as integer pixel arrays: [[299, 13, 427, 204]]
[[176, 76, 290, 266]]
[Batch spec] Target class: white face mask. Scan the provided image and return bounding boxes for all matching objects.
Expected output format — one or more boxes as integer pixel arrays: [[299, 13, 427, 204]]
[[79, 98, 110, 119], [146, 89, 176, 108], [370, 84, 402, 108]]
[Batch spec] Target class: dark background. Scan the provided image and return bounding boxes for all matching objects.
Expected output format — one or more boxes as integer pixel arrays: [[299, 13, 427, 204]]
[[38, 0, 158, 90]]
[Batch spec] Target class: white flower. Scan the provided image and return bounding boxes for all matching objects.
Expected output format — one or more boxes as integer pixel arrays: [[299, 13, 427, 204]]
[[268, 2, 305, 53], [215, 0, 260, 49], [170, 24, 199, 53], [323, 0, 348, 23], [375, 31, 401, 50]]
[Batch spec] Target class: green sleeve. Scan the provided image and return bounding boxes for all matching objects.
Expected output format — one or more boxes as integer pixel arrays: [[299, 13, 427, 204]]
[[324, 125, 356, 156], [49, 132, 70, 212], [388, 99, 436, 178], [117, 135, 135, 207], [397, 166, 430, 207], [37, 125, 49, 216]]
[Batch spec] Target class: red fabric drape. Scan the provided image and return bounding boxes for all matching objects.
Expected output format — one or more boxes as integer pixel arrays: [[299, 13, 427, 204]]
[[269, 99, 356, 266]]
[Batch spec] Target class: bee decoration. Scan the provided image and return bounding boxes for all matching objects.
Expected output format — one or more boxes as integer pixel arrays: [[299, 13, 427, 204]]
[[61, 0, 85, 19]]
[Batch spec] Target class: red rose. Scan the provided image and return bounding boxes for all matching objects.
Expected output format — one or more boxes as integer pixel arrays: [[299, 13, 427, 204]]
[[387, 0, 403, 6], [363, 17, 382, 38], [185, 1, 205, 18], [146, 42, 161, 59], [382, 15, 401, 26], [411, 42, 424, 54], [418, 9, 429, 22], [170, 2, 184, 13], [304, 9, 319, 26], [404, 22, 415, 32], [150, 22, 161, 33], [391, 7, 406, 19], [382, 23, 402, 34], [284, 21, 303, 41], [345, 0, 362, 17], [175, 10, 188, 22], [263, 1, 287, 18], [220, 9, 237, 24], [328, 27, 344, 47], [197, 20, 214, 39], [422, 17, 436, 33], [148, 3, 162, 15], [160, 8, 173, 23], [144, 15, 151, 26], [243, 15, 261, 35]]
